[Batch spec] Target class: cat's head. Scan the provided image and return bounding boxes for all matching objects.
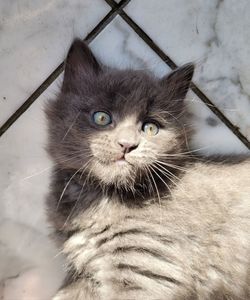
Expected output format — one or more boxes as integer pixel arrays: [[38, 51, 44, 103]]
[[46, 39, 194, 192]]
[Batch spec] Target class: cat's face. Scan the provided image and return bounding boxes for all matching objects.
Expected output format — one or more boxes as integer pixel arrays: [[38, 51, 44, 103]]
[[46, 40, 194, 190]]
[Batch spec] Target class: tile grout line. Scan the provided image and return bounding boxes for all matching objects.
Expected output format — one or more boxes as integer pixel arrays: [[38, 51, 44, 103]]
[[0, 0, 131, 138], [104, 0, 250, 150]]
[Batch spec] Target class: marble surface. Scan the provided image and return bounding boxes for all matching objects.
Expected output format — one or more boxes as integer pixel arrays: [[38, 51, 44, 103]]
[[125, 0, 250, 154], [0, 79, 65, 300], [0, 1, 250, 299], [0, 0, 109, 126]]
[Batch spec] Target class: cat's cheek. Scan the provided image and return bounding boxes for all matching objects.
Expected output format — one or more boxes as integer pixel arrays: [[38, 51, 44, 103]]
[[125, 151, 155, 168], [154, 129, 180, 153], [89, 132, 118, 160]]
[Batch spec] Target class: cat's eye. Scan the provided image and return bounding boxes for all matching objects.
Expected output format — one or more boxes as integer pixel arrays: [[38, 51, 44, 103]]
[[142, 122, 159, 136], [93, 111, 112, 126]]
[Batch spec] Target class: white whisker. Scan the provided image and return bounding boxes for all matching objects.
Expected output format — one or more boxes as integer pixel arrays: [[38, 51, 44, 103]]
[[149, 165, 174, 198], [146, 165, 162, 208], [153, 163, 179, 186], [156, 160, 188, 172], [22, 150, 92, 181], [61, 112, 80, 141], [56, 158, 93, 211]]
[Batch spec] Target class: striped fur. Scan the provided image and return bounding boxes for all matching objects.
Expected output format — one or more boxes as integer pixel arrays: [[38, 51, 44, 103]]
[[52, 161, 250, 300]]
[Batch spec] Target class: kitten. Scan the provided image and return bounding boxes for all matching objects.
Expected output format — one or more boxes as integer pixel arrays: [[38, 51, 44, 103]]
[[46, 39, 250, 300]]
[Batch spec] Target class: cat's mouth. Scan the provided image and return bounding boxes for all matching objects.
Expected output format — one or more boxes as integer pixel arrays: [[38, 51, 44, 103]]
[[95, 153, 132, 167], [113, 155, 133, 167], [116, 157, 129, 166], [91, 153, 136, 186], [115, 153, 128, 165]]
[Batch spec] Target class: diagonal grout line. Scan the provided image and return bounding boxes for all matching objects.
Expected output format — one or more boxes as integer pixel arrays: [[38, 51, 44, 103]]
[[104, 0, 250, 150], [0, 0, 131, 138]]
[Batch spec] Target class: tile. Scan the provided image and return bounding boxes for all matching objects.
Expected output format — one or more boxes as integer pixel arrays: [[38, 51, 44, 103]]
[[124, 0, 217, 64], [0, 0, 109, 126], [124, 0, 250, 154], [91, 16, 171, 76], [0, 219, 64, 300], [1, 6, 250, 299], [0, 76, 65, 299]]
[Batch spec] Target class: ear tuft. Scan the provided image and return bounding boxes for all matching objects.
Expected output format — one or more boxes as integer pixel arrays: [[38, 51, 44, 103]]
[[62, 39, 101, 92], [161, 63, 194, 99], [159, 63, 194, 118]]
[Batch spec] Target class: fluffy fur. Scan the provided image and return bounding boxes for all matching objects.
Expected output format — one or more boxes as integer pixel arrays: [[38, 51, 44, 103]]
[[46, 39, 250, 300]]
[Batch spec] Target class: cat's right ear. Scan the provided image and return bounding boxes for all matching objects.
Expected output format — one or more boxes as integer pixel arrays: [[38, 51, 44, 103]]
[[62, 39, 101, 92]]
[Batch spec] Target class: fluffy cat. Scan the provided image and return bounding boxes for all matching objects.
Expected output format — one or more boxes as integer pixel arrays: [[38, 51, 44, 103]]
[[46, 39, 250, 300]]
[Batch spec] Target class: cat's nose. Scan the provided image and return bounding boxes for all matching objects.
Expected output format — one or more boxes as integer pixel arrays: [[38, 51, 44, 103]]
[[118, 141, 139, 153]]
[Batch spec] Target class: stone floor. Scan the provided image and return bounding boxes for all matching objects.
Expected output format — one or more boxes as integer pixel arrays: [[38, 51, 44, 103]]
[[0, 0, 249, 299]]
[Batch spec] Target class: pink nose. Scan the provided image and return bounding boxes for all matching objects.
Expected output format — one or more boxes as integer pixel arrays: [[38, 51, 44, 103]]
[[118, 141, 139, 153]]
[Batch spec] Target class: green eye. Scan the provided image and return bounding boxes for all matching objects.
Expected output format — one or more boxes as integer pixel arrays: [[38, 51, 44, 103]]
[[142, 122, 159, 136], [93, 111, 112, 126]]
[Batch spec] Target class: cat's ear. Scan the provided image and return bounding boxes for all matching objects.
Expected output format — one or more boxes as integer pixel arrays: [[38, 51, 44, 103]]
[[160, 63, 194, 100], [159, 63, 194, 117], [62, 39, 101, 92]]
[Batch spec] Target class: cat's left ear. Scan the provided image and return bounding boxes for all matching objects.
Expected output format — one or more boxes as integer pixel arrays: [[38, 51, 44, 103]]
[[62, 39, 102, 92], [158, 63, 194, 118], [160, 63, 194, 102]]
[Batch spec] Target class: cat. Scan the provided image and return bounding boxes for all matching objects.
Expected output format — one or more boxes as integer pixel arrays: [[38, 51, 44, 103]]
[[46, 39, 250, 300]]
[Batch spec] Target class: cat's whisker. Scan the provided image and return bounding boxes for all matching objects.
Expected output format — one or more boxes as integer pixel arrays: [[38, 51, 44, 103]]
[[156, 163, 188, 177], [157, 146, 210, 156], [62, 167, 101, 232], [144, 166, 157, 203], [152, 162, 180, 186], [145, 165, 162, 208], [22, 151, 93, 181], [61, 112, 81, 141], [128, 168, 137, 194], [56, 158, 93, 211], [146, 174, 155, 197], [82, 161, 95, 188], [156, 160, 188, 172], [84, 159, 98, 188], [79, 157, 94, 180], [152, 163, 188, 195], [157, 154, 199, 161], [160, 163, 188, 173], [149, 165, 174, 198], [56, 167, 83, 211], [61, 160, 94, 228], [22, 165, 58, 181]]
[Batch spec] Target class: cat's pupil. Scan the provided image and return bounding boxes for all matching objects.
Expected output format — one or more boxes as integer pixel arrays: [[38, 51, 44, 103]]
[[99, 115, 105, 122]]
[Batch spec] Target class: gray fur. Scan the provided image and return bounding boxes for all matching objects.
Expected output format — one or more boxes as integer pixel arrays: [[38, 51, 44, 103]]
[[46, 39, 250, 300]]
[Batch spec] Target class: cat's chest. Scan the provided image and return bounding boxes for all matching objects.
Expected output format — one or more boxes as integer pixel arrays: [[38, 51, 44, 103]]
[[62, 193, 250, 299], [62, 200, 186, 297], [63, 198, 174, 272]]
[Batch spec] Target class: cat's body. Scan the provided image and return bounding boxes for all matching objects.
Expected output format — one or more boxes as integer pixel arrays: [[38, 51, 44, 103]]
[[46, 40, 250, 299], [50, 160, 250, 300]]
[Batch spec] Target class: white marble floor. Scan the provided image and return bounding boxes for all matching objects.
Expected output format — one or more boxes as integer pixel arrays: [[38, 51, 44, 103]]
[[0, 1, 250, 299]]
